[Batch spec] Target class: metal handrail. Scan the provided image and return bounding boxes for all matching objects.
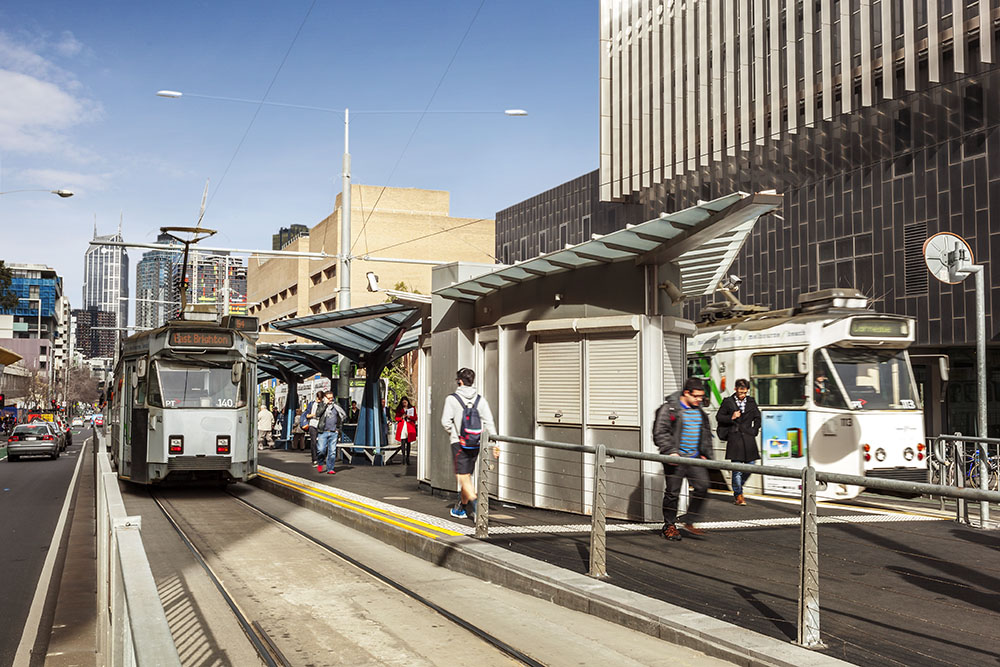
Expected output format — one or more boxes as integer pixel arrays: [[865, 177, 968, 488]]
[[475, 431, 1000, 651]]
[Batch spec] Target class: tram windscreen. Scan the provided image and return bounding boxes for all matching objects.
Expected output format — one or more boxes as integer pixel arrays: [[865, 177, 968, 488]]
[[148, 361, 246, 409], [823, 348, 919, 410]]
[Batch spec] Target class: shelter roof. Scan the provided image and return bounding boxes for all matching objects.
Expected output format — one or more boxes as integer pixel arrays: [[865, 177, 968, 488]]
[[433, 192, 782, 302]]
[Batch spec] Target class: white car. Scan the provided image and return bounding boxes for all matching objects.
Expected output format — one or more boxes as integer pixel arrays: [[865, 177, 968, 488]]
[[71, 418, 84, 427]]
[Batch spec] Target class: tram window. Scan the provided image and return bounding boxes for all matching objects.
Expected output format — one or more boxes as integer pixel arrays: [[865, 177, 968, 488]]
[[750, 352, 806, 406], [149, 360, 243, 409], [824, 348, 919, 410], [135, 380, 147, 407], [812, 353, 848, 409]]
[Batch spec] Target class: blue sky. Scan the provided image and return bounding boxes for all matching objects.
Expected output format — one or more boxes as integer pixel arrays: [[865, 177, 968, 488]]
[[0, 1, 598, 323]]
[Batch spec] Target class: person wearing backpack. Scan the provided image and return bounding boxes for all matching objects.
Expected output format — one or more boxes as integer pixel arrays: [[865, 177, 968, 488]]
[[441, 367, 496, 519], [652, 377, 713, 541]]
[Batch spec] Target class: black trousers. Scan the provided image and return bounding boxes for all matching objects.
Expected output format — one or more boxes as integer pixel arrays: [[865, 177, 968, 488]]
[[310, 429, 318, 462], [662, 462, 710, 527]]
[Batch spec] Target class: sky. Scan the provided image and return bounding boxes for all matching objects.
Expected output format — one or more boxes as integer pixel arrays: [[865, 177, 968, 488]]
[[0, 1, 598, 325]]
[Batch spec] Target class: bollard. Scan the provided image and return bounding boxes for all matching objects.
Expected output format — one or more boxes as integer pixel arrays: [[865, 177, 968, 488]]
[[589, 444, 608, 578], [796, 466, 825, 649], [475, 432, 490, 539]]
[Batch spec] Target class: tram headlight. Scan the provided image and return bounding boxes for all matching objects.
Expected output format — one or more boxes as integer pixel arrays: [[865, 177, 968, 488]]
[[875, 448, 886, 462], [216, 435, 231, 455], [169, 435, 184, 454], [903, 447, 915, 461]]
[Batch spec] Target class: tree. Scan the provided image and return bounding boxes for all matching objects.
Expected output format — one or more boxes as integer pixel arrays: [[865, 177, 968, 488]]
[[0, 260, 18, 311], [64, 364, 100, 409]]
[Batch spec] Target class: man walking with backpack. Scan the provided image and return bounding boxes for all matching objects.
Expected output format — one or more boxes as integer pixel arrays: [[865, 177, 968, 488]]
[[441, 367, 496, 519]]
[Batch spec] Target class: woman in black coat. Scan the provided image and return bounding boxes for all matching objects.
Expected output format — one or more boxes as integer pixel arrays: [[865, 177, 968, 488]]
[[716, 378, 761, 505]]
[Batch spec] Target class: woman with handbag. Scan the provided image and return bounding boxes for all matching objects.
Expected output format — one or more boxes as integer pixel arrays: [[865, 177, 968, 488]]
[[394, 397, 417, 465], [716, 379, 761, 506]]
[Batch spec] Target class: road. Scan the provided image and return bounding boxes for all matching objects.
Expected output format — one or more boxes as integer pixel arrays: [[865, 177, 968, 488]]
[[0, 427, 87, 667]]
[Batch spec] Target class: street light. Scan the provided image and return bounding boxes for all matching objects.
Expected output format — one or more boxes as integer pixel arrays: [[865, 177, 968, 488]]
[[0, 189, 74, 198], [157, 88, 527, 400]]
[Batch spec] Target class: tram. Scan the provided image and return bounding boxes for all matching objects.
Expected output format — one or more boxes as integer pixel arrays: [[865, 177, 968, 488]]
[[689, 288, 926, 500], [109, 308, 259, 484]]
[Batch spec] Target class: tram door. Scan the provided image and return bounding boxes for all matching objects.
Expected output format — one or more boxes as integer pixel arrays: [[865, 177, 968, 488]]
[[120, 364, 134, 479]]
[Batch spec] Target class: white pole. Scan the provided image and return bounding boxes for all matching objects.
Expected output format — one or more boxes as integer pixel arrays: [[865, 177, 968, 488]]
[[338, 109, 352, 403]]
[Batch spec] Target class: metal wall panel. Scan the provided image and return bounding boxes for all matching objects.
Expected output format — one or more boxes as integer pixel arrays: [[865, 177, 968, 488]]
[[620, 0, 631, 195], [927, 0, 941, 83], [699, 0, 710, 165], [536, 338, 582, 424], [755, 0, 766, 144], [712, 0, 723, 160], [600, 0, 613, 201], [612, 0, 623, 197], [663, 3, 674, 177], [804, 0, 816, 126], [981, 0, 994, 64], [740, 0, 752, 148], [841, 0, 853, 113], [674, 3, 685, 171], [726, 0, 737, 153], [786, 0, 798, 133], [651, 0, 662, 183], [770, 0, 782, 139], [687, 0, 697, 169], [497, 326, 534, 506], [586, 335, 640, 427], [861, 0, 873, 104], [821, 0, 833, 119], [903, 0, 916, 91], [880, 0, 894, 97], [662, 332, 685, 395], [954, 1, 965, 74], [642, 0, 652, 187], [631, 0, 642, 191]]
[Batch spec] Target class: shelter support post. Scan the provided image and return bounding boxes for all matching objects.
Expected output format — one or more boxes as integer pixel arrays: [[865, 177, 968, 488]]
[[796, 465, 824, 649]]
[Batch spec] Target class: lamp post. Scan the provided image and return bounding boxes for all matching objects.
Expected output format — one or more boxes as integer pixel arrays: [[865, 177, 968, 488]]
[[157, 89, 527, 402], [0, 189, 74, 198]]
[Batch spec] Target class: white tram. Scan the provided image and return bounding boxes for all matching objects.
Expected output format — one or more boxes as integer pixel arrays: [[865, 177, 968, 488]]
[[110, 310, 258, 484], [689, 288, 927, 500]]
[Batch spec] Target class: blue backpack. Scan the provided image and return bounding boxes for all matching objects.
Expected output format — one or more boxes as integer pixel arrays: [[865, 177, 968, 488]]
[[452, 393, 483, 449]]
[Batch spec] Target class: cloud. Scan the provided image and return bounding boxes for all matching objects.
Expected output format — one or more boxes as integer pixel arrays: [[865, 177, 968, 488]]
[[0, 31, 101, 158], [54, 31, 84, 58]]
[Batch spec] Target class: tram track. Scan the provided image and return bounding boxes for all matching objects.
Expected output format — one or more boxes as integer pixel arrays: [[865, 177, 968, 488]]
[[149, 487, 542, 667]]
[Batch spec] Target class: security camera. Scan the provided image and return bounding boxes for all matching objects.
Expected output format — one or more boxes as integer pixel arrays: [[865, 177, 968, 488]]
[[366, 272, 380, 292], [659, 280, 686, 305]]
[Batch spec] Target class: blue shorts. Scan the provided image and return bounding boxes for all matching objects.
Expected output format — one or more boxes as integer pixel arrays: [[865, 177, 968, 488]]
[[452, 442, 478, 475]]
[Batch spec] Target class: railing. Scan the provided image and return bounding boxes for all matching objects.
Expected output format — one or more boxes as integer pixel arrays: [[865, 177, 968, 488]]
[[928, 432, 1000, 525], [475, 432, 1000, 650], [94, 427, 180, 665]]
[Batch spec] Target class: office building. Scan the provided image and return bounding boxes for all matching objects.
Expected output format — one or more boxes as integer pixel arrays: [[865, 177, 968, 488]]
[[135, 232, 182, 329], [83, 224, 129, 332], [273, 224, 309, 251], [498, 1, 1000, 436], [72, 307, 117, 359], [172, 252, 248, 317]]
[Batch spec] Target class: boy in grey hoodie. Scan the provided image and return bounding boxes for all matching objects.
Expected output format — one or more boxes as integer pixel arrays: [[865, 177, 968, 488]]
[[441, 367, 497, 519]]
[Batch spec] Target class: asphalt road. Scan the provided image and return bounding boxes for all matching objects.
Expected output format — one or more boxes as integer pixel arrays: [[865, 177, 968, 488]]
[[0, 428, 87, 666], [490, 495, 1000, 667]]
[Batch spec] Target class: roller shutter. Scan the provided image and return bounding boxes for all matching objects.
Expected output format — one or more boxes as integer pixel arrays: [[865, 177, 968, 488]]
[[536, 338, 582, 424], [586, 334, 640, 427], [663, 332, 686, 397]]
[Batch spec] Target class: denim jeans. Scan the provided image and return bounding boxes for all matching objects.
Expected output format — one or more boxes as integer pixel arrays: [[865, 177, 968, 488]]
[[731, 460, 757, 497], [317, 430, 338, 469]]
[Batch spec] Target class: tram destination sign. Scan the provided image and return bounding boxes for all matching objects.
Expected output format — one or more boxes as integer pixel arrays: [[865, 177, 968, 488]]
[[168, 330, 234, 348], [850, 318, 909, 337]]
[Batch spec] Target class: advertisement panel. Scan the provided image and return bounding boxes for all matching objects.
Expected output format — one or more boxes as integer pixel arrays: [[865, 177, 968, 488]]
[[761, 409, 808, 496]]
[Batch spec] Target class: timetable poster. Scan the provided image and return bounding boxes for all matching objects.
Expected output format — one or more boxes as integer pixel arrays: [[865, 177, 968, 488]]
[[760, 410, 808, 496]]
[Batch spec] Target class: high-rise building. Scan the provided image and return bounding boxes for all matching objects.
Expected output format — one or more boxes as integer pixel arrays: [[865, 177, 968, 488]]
[[0, 264, 67, 383], [172, 251, 248, 316], [499, 2, 1000, 436], [272, 224, 309, 251], [83, 222, 129, 333], [71, 307, 117, 359], [135, 232, 181, 329]]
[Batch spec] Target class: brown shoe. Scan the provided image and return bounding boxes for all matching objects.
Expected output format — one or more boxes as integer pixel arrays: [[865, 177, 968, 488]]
[[661, 525, 682, 541], [735, 494, 747, 506], [683, 523, 705, 536]]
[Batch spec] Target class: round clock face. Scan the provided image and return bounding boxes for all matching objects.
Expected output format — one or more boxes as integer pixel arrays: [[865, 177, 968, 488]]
[[923, 232, 973, 284]]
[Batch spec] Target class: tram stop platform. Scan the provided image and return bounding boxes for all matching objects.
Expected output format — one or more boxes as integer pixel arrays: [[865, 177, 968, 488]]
[[256, 447, 954, 666]]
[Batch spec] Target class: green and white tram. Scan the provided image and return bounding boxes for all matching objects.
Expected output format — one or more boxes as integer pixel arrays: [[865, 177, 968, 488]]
[[110, 310, 259, 484], [689, 288, 926, 500]]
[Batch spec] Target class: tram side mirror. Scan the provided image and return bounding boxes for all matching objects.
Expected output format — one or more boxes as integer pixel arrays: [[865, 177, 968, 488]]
[[232, 361, 245, 385], [136, 357, 147, 378], [938, 356, 949, 383]]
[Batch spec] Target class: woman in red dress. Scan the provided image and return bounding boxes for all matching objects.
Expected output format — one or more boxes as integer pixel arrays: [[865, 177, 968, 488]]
[[393, 397, 417, 464]]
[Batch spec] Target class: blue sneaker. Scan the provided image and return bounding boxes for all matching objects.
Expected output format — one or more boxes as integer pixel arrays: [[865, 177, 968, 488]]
[[449, 505, 467, 519]]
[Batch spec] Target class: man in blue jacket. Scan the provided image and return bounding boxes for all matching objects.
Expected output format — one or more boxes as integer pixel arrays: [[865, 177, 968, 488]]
[[652, 377, 714, 541]]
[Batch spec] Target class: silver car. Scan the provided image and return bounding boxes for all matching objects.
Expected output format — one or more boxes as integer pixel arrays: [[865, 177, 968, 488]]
[[7, 423, 60, 461]]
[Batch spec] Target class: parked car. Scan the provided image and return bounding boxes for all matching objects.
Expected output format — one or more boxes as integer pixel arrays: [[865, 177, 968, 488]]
[[94, 415, 104, 427], [55, 419, 71, 449], [71, 417, 84, 427], [7, 424, 60, 461]]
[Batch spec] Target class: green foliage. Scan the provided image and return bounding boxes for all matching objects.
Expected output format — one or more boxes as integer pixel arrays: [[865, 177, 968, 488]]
[[0, 261, 18, 311], [381, 356, 414, 408]]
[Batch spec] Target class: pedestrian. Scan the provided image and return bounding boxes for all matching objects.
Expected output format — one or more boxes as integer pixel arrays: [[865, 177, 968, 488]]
[[291, 407, 306, 451], [347, 400, 359, 424], [256, 404, 274, 451], [653, 377, 713, 541], [441, 368, 496, 519], [305, 390, 324, 464], [315, 391, 341, 474], [394, 396, 417, 464], [716, 378, 761, 506]]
